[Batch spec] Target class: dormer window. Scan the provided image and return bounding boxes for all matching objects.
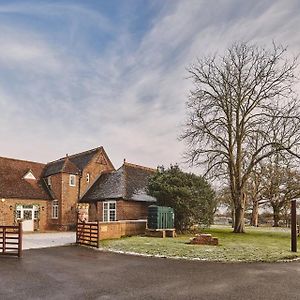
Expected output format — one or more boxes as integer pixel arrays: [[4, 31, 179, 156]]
[[86, 173, 90, 183], [47, 176, 51, 186], [69, 174, 76, 187], [23, 170, 36, 180]]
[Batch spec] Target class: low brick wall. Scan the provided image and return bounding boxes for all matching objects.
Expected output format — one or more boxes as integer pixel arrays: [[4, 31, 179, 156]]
[[98, 220, 146, 240]]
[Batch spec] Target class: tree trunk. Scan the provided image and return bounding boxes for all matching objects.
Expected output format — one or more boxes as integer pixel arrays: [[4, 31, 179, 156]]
[[273, 206, 280, 227], [232, 190, 246, 233], [250, 200, 259, 227], [231, 208, 235, 228], [233, 205, 245, 233]]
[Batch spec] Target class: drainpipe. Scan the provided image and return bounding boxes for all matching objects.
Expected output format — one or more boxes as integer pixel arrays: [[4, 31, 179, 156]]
[[78, 171, 82, 202]]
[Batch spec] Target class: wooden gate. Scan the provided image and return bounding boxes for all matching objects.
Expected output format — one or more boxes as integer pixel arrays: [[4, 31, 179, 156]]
[[0, 223, 23, 257], [76, 221, 99, 248]]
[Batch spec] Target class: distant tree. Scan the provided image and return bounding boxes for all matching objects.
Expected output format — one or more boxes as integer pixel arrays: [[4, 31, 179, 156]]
[[215, 187, 235, 227], [147, 165, 216, 231], [260, 157, 300, 227], [245, 164, 264, 227], [182, 41, 300, 233]]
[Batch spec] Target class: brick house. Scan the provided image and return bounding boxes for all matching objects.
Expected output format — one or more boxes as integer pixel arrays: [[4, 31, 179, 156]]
[[0, 147, 156, 231], [81, 162, 157, 222]]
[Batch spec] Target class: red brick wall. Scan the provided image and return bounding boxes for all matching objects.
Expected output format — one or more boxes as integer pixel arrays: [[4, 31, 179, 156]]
[[79, 150, 115, 198], [47, 173, 62, 229], [117, 200, 150, 220], [98, 220, 147, 240], [0, 198, 49, 231], [59, 173, 80, 230], [91, 200, 153, 221]]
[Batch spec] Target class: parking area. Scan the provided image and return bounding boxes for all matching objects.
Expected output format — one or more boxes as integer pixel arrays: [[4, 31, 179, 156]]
[[23, 232, 76, 250], [1, 245, 300, 300]]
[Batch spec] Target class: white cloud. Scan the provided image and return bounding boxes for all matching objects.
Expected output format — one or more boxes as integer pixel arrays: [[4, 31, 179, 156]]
[[0, 0, 300, 173]]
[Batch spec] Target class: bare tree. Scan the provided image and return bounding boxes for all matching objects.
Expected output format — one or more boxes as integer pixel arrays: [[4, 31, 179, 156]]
[[261, 158, 300, 227], [182, 42, 300, 233]]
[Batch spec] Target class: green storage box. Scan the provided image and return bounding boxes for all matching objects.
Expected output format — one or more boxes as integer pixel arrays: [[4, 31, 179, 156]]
[[148, 205, 174, 229]]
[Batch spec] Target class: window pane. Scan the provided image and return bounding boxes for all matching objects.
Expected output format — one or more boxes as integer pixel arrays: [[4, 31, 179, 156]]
[[52, 200, 59, 218], [70, 175, 76, 186], [109, 210, 116, 221], [16, 210, 21, 219], [109, 203, 116, 209], [103, 209, 108, 222]]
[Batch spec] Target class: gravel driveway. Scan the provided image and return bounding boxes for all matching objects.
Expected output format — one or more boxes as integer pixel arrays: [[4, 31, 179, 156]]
[[23, 232, 76, 249]]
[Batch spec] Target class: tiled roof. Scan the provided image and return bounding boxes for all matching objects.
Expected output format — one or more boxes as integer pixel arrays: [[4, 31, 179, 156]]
[[43, 146, 113, 177], [81, 162, 157, 203], [0, 157, 52, 200]]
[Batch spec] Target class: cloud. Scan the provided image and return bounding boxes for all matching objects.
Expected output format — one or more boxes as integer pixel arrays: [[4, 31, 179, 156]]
[[0, 0, 300, 172]]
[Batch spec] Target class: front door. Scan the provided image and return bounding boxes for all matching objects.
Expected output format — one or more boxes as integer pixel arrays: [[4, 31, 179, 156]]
[[22, 209, 34, 232]]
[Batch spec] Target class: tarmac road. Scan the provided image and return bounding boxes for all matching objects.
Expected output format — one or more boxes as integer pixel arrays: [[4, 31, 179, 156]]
[[0, 245, 300, 300]]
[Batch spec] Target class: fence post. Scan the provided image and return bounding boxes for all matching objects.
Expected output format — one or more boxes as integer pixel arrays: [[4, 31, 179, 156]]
[[3, 227, 6, 254], [97, 221, 100, 248], [291, 200, 297, 252], [18, 222, 23, 258], [76, 218, 78, 244]]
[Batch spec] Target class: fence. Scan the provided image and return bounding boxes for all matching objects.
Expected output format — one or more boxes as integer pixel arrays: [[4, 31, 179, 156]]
[[76, 221, 99, 248], [0, 223, 23, 257]]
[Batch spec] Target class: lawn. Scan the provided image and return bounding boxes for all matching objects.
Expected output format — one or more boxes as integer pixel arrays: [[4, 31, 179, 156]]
[[100, 226, 300, 262]]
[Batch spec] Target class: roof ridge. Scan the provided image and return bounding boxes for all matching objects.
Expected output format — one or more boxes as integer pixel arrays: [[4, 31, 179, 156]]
[[0, 156, 45, 165], [123, 162, 156, 172], [122, 163, 128, 199], [47, 146, 103, 164]]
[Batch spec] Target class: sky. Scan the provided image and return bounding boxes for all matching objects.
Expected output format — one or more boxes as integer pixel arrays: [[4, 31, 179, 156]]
[[0, 0, 300, 171]]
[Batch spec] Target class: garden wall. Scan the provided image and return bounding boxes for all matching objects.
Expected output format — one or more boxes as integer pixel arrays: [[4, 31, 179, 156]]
[[98, 220, 146, 240]]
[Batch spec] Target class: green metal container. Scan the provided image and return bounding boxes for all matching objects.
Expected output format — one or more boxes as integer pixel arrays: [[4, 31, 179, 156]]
[[148, 205, 174, 229]]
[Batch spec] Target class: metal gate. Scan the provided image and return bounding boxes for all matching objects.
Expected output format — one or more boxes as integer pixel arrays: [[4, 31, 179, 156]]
[[0, 222, 23, 257], [76, 221, 99, 248]]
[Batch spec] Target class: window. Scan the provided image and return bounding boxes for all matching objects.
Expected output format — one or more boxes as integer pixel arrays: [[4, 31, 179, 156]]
[[15, 205, 39, 220], [69, 175, 76, 187], [16, 206, 22, 219], [47, 176, 51, 186], [52, 200, 59, 219], [23, 170, 36, 180], [86, 173, 90, 183], [103, 201, 116, 222], [34, 206, 39, 220]]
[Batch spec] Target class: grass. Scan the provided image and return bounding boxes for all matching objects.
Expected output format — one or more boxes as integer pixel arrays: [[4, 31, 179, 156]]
[[100, 226, 300, 262]]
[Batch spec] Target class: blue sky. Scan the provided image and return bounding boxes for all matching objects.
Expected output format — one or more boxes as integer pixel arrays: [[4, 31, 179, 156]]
[[0, 0, 300, 170]]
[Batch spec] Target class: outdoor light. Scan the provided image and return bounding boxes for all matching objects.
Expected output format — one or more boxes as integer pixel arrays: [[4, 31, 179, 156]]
[[42, 206, 45, 211], [1, 198, 5, 203], [9, 206, 13, 210]]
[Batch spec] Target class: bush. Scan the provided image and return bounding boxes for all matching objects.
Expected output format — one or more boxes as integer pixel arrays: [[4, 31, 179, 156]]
[[147, 165, 216, 231]]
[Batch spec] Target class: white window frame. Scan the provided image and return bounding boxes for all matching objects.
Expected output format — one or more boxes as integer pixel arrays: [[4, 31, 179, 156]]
[[52, 200, 59, 219], [86, 173, 90, 183], [16, 205, 39, 220], [103, 201, 116, 222], [16, 205, 22, 220], [69, 174, 76, 187]]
